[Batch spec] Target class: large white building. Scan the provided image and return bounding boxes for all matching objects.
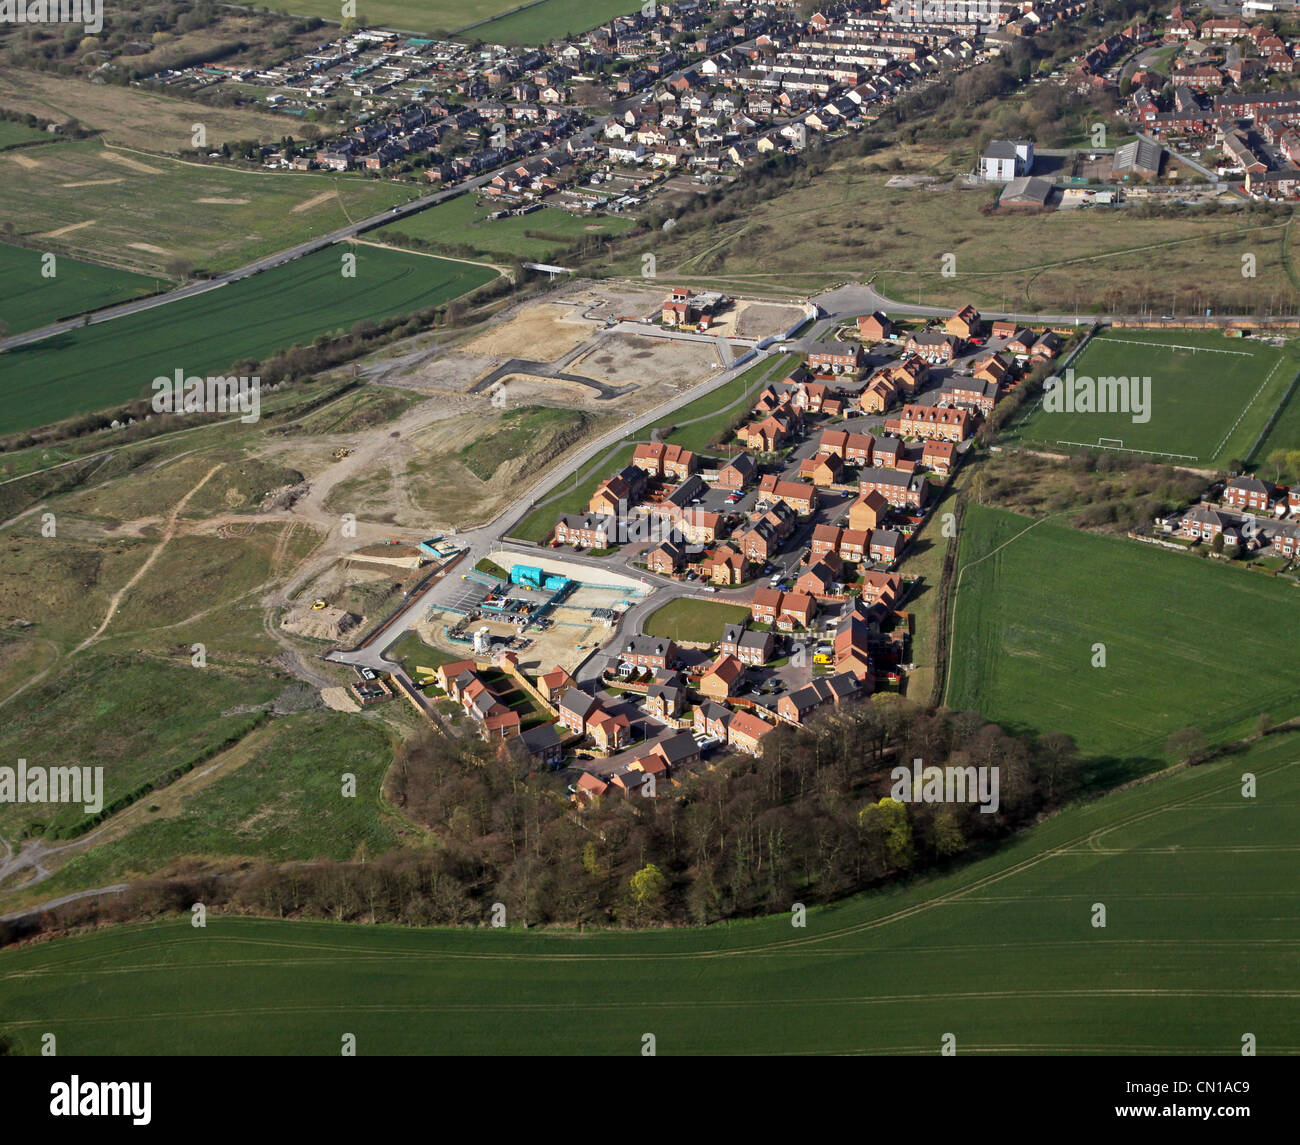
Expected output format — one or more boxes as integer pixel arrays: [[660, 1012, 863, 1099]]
[[980, 139, 1034, 182]]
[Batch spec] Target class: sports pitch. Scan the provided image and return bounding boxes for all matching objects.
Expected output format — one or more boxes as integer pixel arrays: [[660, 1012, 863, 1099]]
[[945, 506, 1300, 770], [1013, 329, 1298, 465], [0, 245, 495, 434], [2, 730, 1297, 1054]]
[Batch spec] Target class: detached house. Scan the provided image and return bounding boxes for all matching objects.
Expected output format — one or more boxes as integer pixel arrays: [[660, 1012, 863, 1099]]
[[699, 653, 745, 700], [945, 305, 981, 341], [717, 451, 757, 490]]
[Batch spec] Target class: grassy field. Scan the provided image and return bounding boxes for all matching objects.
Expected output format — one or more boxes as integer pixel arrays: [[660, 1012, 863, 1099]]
[[468, 0, 641, 43], [643, 597, 750, 642], [510, 353, 797, 543], [388, 631, 466, 674], [0, 42, 324, 152], [0, 653, 281, 840], [0, 140, 417, 276], [1011, 330, 1297, 465], [0, 242, 159, 334], [625, 144, 1300, 313], [946, 505, 1300, 776], [0, 712, 400, 911], [458, 406, 592, 481], [0, 245, 496, 434], [3, 728, 1297, 1053], [377, 194, 636, 262], [0, 121, 51, 149], [1251, 374, 1300, 461]]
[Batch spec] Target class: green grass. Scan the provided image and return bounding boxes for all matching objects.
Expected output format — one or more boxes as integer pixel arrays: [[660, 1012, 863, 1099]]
[[946, 505, 1300, 775], [377, 194, 635, 262], [221, 0, 518, 35], [0, 244, 496, 434], [1012, 330, 1296, 465], [643, 597, 750, 642], [387, 632, 465, 675], [0, 653, 281, 840], [1251, 372, 1300, 462], [0, 140, 419, 276], [469, 0, 640, 44], [458, 406, 590, 481], [0, 121, 52, 149], [510, 353, 797, 543], [1, 712, 398, 907], [4, 729, 1298, 1053], [0, 241, 159, 334]]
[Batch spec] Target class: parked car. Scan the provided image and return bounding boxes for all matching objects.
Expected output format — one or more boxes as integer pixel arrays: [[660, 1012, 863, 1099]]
[[701, 585, 717, 593]]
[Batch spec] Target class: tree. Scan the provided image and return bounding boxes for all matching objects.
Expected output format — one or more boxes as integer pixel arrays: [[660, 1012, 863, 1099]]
[[1166, 726, 1206, 763], [629, 863, 667, 916], [931, 810, 965, 857], [1211, 531, 1225, 554], [859, 797, 914, 870]]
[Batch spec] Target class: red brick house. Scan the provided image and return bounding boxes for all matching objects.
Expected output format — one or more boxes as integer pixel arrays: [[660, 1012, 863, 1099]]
[[1222, 476, 1271, 511], [895, 404, 971, 443], [922, 439, 956, 473]]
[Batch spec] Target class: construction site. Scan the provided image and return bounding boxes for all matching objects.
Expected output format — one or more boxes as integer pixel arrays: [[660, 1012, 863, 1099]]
[[415, 552, 648, 675]]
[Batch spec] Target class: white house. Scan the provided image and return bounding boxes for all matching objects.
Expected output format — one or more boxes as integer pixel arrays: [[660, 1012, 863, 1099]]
[[981, 139, 1034, 182]]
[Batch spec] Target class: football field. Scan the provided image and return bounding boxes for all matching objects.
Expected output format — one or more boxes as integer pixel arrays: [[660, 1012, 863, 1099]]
[[1014, 329, 1298, 465]]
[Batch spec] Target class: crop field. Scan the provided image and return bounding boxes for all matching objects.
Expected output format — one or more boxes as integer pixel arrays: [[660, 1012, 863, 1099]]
[[0, 242, 159, 334], [1012, 330, 1296, 465], [378, 194, 635, 262], [945, 505, 1300, 774], [0, 245, 496, 434], [0, 140, 416, 276], [3, 730, 1297, 1054], [466, 0, 642, 46], [644, 597, 750, 642]]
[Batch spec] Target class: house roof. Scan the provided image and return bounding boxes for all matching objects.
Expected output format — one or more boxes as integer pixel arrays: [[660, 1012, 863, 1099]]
[[654, 730, 700, 766]]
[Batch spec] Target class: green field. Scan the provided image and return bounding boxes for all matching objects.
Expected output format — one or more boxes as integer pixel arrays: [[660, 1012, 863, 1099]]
[[643, 597, 750, 642], [0, 121, 51, 149], [377, 194, 635, 262], [3, 729, 1297, 1054], [0, 140, 418, 276], [469, 0, 640, 44], [1012, 330, 1296, 465], [0, 653, 280, 840], [0, 245, 496, 434], [946, 505, 1300, 772], [510, 353, 797, 543], [1251, 375, 1300, 461], [0, 242, 160, 334]]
